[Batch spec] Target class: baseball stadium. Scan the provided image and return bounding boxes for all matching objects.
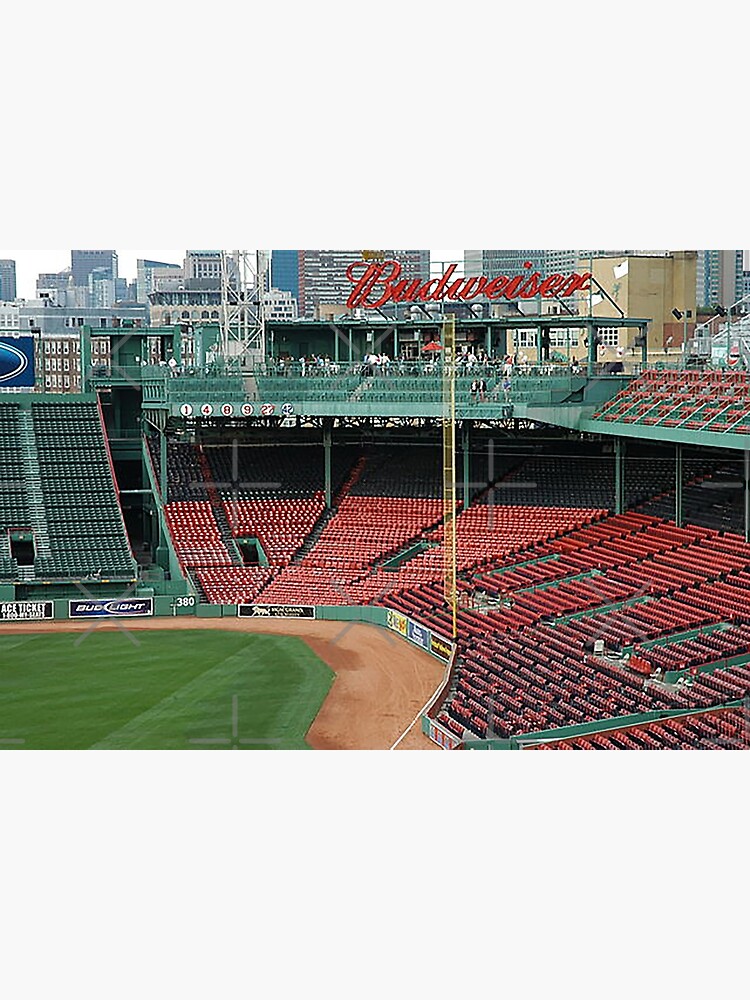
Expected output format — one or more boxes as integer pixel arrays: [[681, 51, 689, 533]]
[[2, 252, 750, 751]]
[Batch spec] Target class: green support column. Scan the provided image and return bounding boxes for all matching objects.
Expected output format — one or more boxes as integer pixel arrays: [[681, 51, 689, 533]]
[[641, 324, 648, 369], [536, 326, 543, 365], [193, 325, 203, 369], [80, 327, 91, 392], [675, 443, 683, 528], [485, 325, 491, 356], [587, 322, 597, 376], [323, 418, 332, 508], [614, 437, 625, 515], [462, 424, 470, 510], [393, 326, 399, 360], [745, 451, 749, 544], [159, 425, 167, 502], [173, 325, 182, 366]]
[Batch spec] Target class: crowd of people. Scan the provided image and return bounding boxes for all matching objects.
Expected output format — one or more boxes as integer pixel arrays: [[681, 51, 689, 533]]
[[266, 349, 588, 379]]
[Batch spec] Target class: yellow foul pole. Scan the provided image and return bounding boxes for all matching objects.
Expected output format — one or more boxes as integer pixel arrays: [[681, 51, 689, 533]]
[[442, 316, 457, 639]]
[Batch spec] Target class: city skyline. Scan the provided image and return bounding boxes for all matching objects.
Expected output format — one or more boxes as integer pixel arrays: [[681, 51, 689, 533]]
[[3, 247, 750, 302]]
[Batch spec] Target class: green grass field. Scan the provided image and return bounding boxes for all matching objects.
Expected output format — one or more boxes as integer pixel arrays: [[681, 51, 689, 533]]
[[0, 629, 334, 750]]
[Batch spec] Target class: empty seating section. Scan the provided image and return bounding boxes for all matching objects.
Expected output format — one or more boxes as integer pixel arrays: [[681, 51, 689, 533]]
[[0, 404, 26, 578], [527, 709, 750, 749], [204, 444, 357, 499], [158, 442, 361, 603], [31, 402, 134, 578], [164, 501, 233, 570], [257, 499, 602, 606], [194, 566, 277, 605], [593, 370, 750, 433], [349, 447, 442, 498], [256, 496, 445, 604], [482, 454, 709, 510], [377, 513, 750, 743], [304, 496, 444, 569], [640, 463, 746, 536], [435, 601, 750, 741], [630, 624, 750, 675], [222, 496, 326, 565], [149, 439, 207, 502]]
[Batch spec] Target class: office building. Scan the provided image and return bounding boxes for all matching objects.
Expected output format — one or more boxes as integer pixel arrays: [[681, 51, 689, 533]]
[[136, 259, 181, 304], [71, 250, 118, 288], [271, 251, 300, 304], [696, 250, 744, 310], [298, 250, 430, 318], [0, 259, 17, 301]]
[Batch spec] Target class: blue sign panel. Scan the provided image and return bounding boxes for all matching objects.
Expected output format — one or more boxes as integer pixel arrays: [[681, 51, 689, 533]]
[[0, 337, 35, 387], [407, 619, 430, 650]]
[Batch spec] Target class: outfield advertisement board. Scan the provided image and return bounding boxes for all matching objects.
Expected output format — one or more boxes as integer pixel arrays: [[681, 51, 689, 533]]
[[69, 598, 154, 619], [0, 601, 54, 622], [238, 604, 316, 619], [385, 608, 455, 661], [407, 619, 430, 650], [386, 609, 408, 636], [430, 633, 454, 662], [425, 719, 461, 750]]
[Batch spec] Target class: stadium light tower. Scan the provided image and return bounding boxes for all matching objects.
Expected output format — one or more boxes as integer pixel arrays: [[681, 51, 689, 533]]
[[219, 250, 270, 367]]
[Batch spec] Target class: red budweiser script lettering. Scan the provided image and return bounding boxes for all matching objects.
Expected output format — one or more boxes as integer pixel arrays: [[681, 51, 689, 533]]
[[346, 260, 592, 310]]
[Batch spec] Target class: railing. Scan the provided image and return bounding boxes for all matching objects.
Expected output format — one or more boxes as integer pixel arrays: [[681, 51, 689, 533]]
[[87, 360, 631, 413], [254, 358, 583, 379]]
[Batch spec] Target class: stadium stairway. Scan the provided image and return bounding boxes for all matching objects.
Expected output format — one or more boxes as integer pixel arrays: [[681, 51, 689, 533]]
[[196, 447, 243, 565], [16, 408, 52, 571], [292, 454, 367, 564]]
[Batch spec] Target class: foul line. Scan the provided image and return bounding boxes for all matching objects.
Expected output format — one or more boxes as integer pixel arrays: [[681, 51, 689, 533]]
[[389, 692, 438, 751]]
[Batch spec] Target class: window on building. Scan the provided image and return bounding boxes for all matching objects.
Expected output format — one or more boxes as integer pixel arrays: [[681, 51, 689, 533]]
[[549, 329, 579, 348], [599, 327, 620, 347], [513, 330, 537, 349]]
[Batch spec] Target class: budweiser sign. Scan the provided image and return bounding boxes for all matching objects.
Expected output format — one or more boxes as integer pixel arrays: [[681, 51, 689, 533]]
[[346, 259, 591, 310]]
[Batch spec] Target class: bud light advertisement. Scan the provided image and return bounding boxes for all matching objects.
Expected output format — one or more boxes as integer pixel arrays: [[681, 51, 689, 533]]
[[69, 598, 154, 618], [0, 337, 35, 388]]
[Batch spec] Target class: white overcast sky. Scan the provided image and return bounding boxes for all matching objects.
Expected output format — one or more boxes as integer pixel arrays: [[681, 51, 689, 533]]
[[1, 2, 745, 299]]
